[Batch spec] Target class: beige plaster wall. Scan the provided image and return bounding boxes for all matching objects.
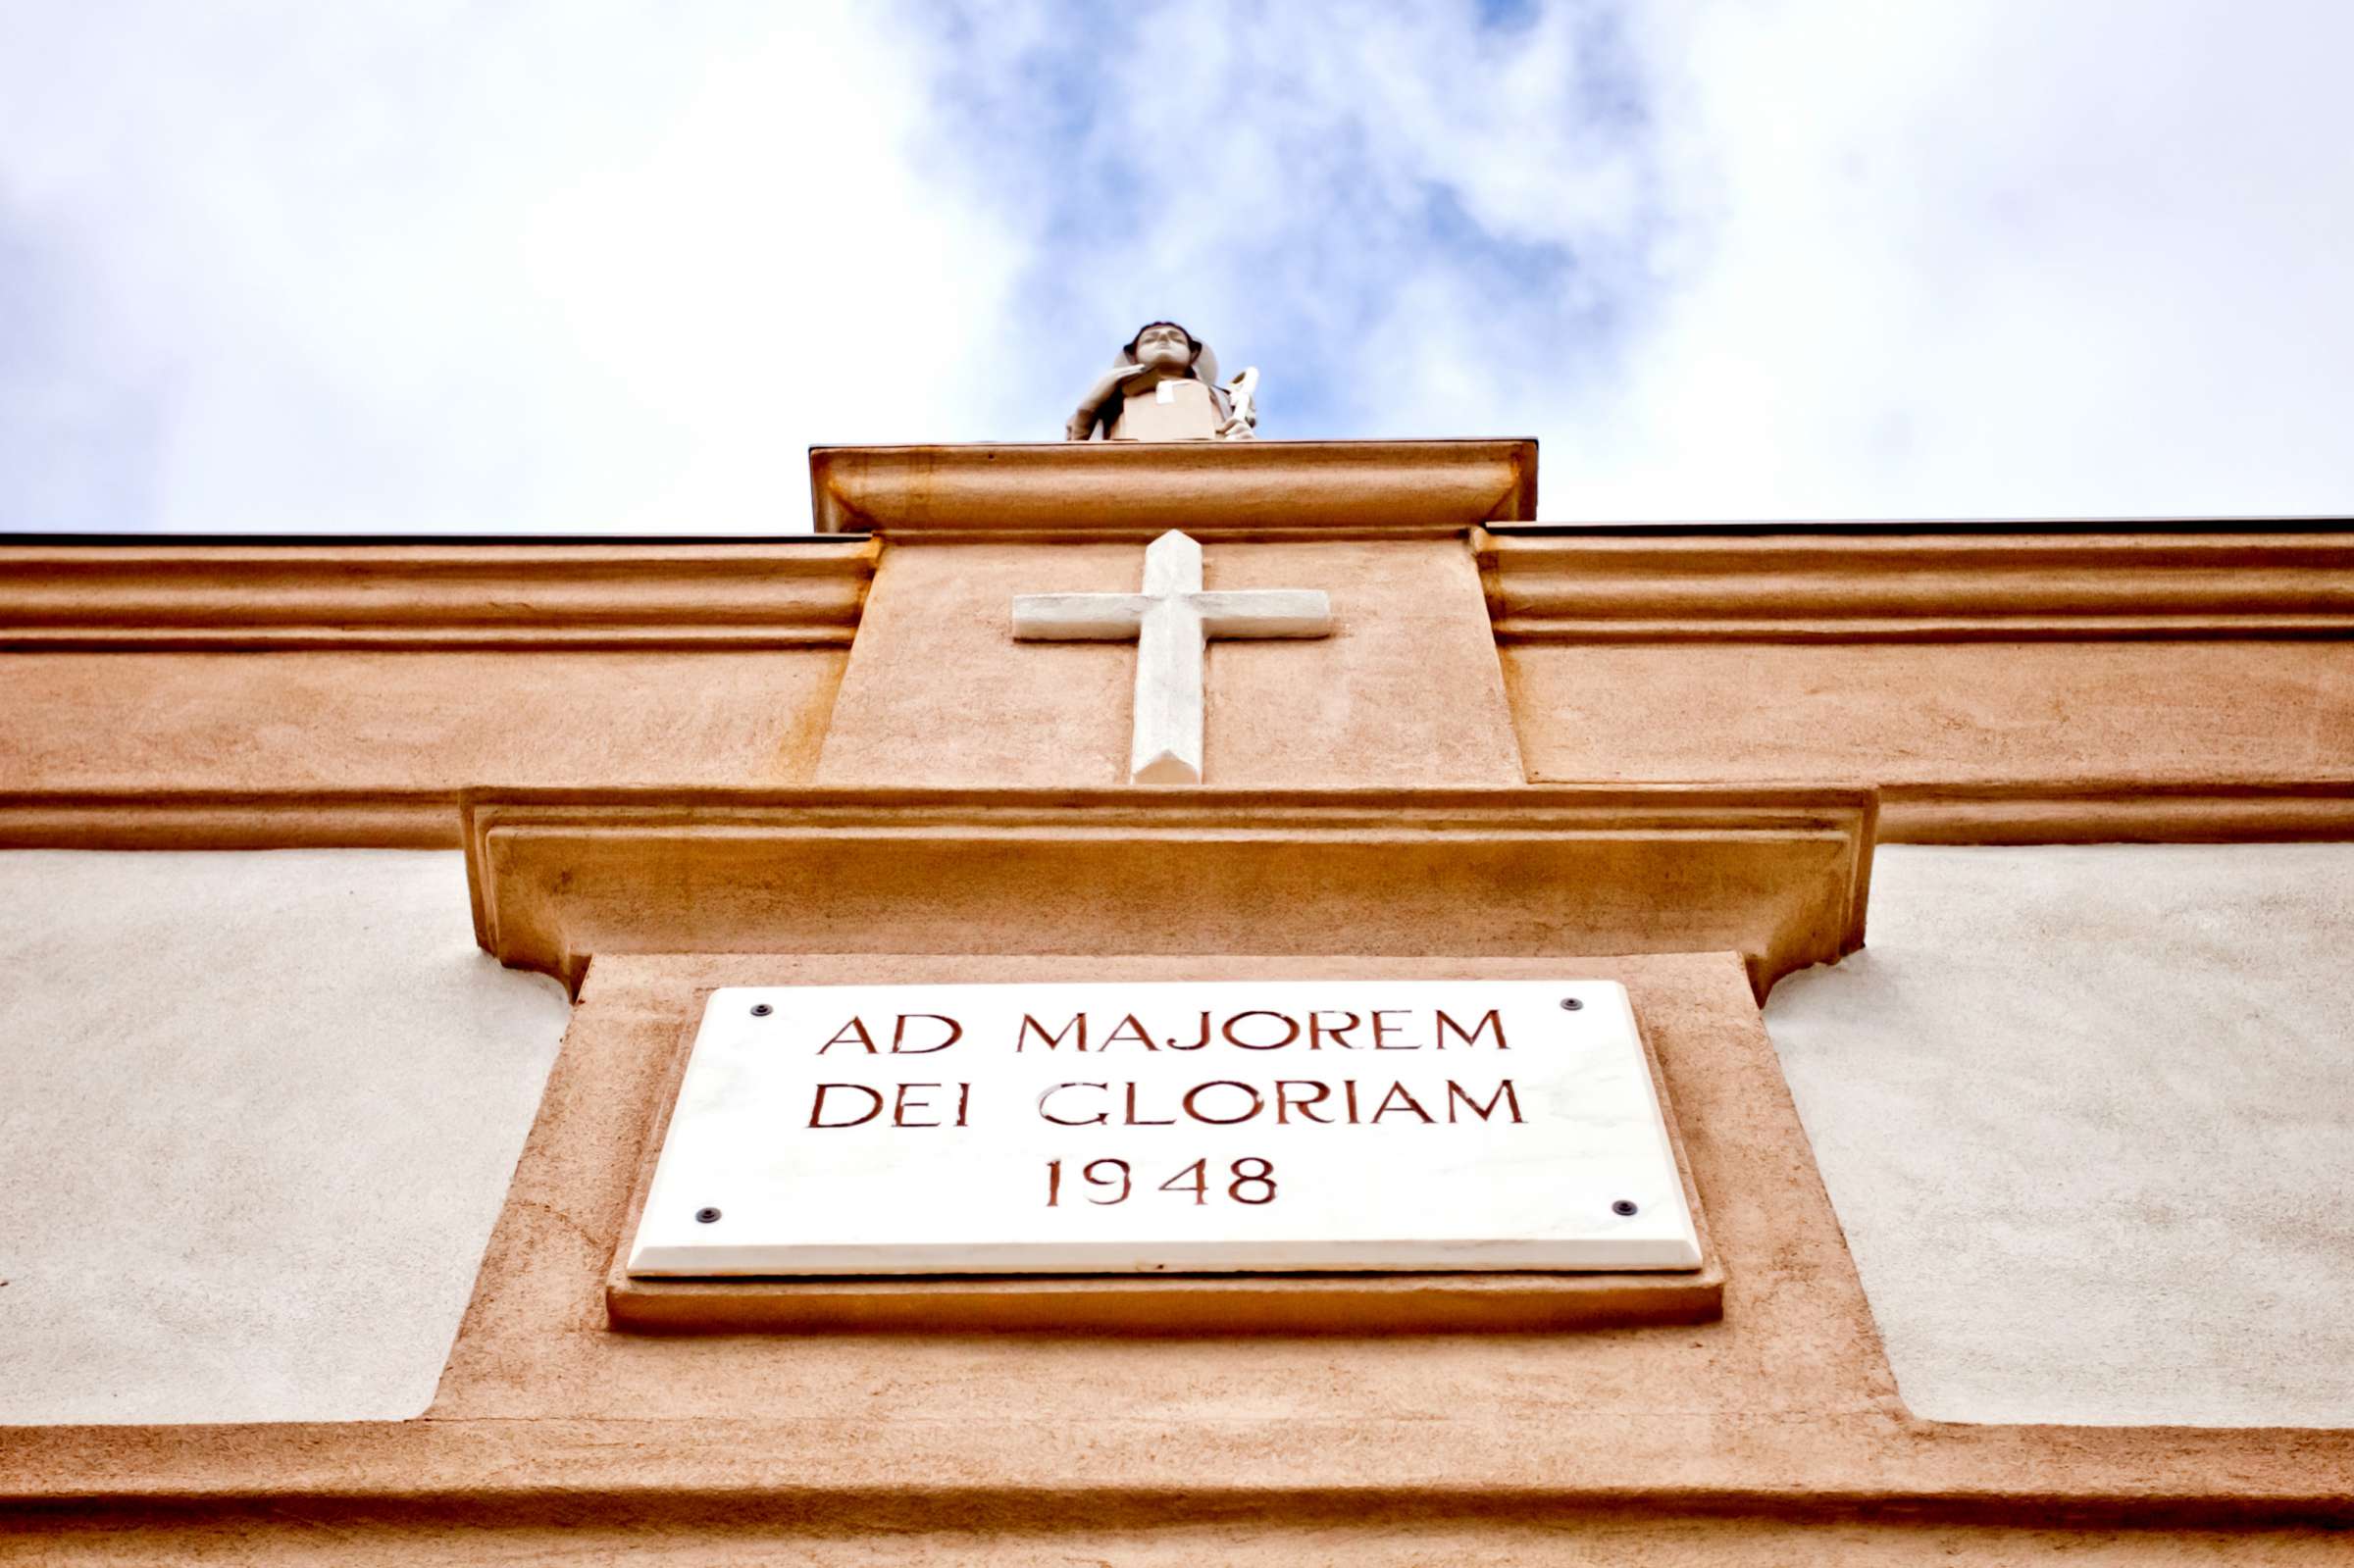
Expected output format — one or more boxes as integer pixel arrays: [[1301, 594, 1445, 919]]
[[8, 843, 2349, 1431], [0, 851, 569, 1424], [1766, 842, 2354, 1426]]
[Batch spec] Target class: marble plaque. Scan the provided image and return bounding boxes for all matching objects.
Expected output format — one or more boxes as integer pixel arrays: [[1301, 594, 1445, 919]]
[[628, 981, 1702, 1277]]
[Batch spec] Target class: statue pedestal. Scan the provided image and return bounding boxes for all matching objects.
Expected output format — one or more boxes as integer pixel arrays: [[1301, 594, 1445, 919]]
[[1109, 377, 1220, 440]]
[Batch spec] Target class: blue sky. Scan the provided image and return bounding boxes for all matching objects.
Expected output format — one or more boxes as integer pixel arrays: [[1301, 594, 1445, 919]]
[[2, 0, 2350, 532]]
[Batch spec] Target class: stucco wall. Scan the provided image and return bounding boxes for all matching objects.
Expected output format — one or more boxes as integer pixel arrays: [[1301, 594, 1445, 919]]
[[0, 851, 569, 1424], [5, 844, 2348, 1429], [1766, 842, 2354, 1426]]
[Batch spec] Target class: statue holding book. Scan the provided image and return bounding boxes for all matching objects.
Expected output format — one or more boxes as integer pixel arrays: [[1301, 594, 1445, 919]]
[[1064, 321, 1259, 442]]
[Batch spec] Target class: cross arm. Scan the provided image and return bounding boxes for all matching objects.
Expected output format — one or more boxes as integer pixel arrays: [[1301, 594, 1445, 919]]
[[1194, 589, 1333, 638], [1010, 593, 1155, 640]]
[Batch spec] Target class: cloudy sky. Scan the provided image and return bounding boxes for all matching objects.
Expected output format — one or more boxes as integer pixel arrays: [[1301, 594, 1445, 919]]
[[2, 0, 2349, 533]]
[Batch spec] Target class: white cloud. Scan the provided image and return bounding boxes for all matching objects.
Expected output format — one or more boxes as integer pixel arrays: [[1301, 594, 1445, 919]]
[[1571, 0, 2354, 517], [1, 0, 2348, 530], [944, 3, 1662, 439], [0, 0, 1028, 532]]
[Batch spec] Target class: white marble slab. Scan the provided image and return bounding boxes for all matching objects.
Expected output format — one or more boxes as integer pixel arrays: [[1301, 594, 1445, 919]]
[[628, 981, 1702, 1277]]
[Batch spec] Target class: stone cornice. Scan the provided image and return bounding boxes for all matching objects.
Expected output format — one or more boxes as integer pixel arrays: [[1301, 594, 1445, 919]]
[[1877, 780, 2354, 842], [808, 439, 1538, 540], [9, 779, 2342, 852], [1478, 528, 2354, 640], [459, 784, 1874, 997], [0, 539, 876, 650], [0, 788, 460, 848]]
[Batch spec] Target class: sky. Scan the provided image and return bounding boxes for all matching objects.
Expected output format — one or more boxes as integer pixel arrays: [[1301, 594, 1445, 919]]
[[1, 0, 2349, 533]]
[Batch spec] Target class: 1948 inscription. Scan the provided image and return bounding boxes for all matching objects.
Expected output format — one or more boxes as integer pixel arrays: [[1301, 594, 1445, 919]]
[[627, 981, 1705, 1278], [1045, 1156, 1278, 1207]]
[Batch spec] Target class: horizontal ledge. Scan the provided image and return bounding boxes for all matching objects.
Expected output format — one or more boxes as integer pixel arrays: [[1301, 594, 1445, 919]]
[[0, 790, 461, 849], [0, 540, 875, 651], [810, 439, 1537, 538], [13, 784, 1867, 855], [0, 629, 855, 651], [2, 1420, 2351, 1524], [1479, 531, 2354, 641], [1493, 617, 2354, 642], [461, 784, 1874, 998], [608, 1264, 1722, 1336], [1487, 516, 2354, 534], [0, 531, 872, 546], [16, 782, 2345, 853], [1876, 782, 2354, 843], [459, 781, 1878, 827]]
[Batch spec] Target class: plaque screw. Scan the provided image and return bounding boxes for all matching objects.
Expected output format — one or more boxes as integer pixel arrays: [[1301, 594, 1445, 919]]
[[1612, 1199, 1639, 1217], [1560, 997, 1583, 1011], [749, 1003, 773, 1017], [695, 1206, 722, 1224]]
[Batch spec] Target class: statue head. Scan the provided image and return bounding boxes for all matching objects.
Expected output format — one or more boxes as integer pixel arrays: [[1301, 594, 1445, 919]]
[[1124, 321, 1206, 379]]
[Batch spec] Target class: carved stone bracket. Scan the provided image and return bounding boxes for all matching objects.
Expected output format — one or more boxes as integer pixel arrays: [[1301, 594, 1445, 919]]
[[461, 784, 1875, 998]]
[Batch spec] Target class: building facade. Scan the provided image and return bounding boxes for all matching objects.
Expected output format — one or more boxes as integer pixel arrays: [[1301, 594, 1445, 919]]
[[3, 439, 2350, 1560]]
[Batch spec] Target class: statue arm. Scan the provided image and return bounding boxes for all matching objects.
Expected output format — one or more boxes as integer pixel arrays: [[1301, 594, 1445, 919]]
[[1066, 364, 1158, 441]]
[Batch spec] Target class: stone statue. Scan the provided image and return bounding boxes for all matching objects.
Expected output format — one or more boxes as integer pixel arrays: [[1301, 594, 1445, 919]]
[[1065, 322, 1259, 442]]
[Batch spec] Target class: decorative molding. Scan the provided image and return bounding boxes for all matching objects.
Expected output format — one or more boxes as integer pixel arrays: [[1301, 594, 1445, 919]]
[[3, 1420, 2349, 1535], [1879, 781, 2354, 843], [1479, 530, 2354, 641], [809, 439, 1537, 540], [0, 540, 875, 651], [10, 782, 2342, 854], [0, 789, 461, 848], [460, 784, 1874, 997], [606, 1257, 1727, 1336]]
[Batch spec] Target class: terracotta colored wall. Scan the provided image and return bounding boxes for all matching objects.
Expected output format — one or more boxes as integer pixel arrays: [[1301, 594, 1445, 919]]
[[1505, 639, 2353, 787], [7, 506, 2353, 1556], [1483, 530, 2354, 838], [0, 649, 844, 809], [817, 539, 1523, 789], [0, 540, 870, 847]]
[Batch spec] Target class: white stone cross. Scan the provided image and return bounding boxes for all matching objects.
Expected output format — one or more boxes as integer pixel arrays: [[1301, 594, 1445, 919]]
[[1011, 530, 1332, 784]]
